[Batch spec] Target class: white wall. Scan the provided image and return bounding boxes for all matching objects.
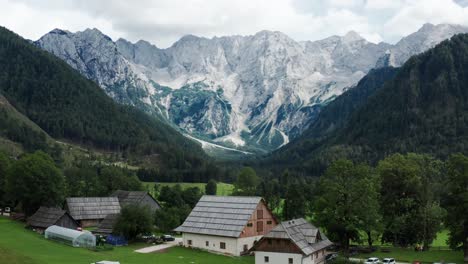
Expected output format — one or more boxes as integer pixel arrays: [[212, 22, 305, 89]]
[[181, 233, 264, 256], [182, 233, 238, 255], [236, 235, 263, 255], [255, 251, 312, 264]]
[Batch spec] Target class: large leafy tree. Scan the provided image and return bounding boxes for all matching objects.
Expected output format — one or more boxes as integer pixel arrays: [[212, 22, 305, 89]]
[[6, 151, 65, 216], [233, 167, 259, 196], [444, 154, 468, 262], [314, 159, 380, 253], [378, 153, 445, 248], [0, 152, 11, 206], [114, 205, 153, 240], [205, 179, 217, 195]]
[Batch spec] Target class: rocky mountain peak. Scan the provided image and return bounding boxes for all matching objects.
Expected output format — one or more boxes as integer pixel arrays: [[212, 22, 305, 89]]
[[343, 30, 365, 42], [35, 23, 468, 153]]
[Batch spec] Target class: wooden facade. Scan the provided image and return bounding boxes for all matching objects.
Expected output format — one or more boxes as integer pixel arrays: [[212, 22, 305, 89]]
[[240, 200, 277, 238]]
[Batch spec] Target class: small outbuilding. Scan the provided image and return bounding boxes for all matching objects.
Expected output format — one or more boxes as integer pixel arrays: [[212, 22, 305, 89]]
[[27, 207, 78, 232], [66, 197, 121, 227], [45, 225, 96, 248], [251, 218, 333, 264], [111, 190, 161, 212], [94, 214, 119, 235]]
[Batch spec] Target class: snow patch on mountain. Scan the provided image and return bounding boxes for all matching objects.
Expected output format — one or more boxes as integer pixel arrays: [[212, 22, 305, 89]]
[[35, 23, 468, 153]]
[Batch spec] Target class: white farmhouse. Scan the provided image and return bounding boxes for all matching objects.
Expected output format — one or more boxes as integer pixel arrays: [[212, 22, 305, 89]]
[[251, 218, 332, 264], [174, 195, 278, 256]]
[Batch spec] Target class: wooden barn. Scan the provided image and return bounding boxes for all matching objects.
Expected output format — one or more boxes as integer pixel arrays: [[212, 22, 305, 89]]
[[65, 197, 121, 227], [111, 190, 161, 212], [251, 218, 332, 264], [27, 207, 78, 232], [174, 195, 278, 256], [94, 214, 119, 235]]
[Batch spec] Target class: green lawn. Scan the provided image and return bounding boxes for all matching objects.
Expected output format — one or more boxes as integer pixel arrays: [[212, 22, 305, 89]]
[[0, 217, 252, 264], [356, 247, 462, 263], [143, 182, 234, 196], [355, 230, 462, 263]]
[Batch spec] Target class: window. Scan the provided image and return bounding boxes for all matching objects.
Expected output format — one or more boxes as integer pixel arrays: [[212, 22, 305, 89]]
[[288, 258, 293, 264], [243, 244, 248, 252], [247, 222, 253, 227], [206, 241, 209, 247], [267, 239, 272, 245], [257, 210, 263, 219], [220, 242, 226, 249], [257, 221, 264, 232], [264, 256, 269, 263], [267, 220, 272, 225], [315, 252, 318, 258], [188, 240, 192, 246]]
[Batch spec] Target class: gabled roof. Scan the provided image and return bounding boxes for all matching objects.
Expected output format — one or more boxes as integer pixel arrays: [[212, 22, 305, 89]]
[[66, 197, 121, 220], [94, 214, 120, 234], [259, 218, 332, 255], [111, 190, 161, 208], [174, 195, 263, 237], [27, 207, 75, 228]]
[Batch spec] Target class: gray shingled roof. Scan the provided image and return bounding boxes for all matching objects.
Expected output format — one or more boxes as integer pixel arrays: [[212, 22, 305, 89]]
[[111, 190, 161, 208], [66, 197, 121, 220], [262, 218, 332, 255], [27, 207, 74, 228], [174, 195, 262, 237], [94, 214, 120, 234]]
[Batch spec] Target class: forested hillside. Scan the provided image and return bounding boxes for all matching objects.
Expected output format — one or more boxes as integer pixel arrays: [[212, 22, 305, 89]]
[[269, 34, 468, 175], [0, 27, 216, 179]]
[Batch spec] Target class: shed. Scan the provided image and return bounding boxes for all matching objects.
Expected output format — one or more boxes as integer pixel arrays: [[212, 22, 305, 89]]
[[45, 225, 96, 248], [111, 190, 161, 212], [94, 214, 119, 235], [27, 207, 78, 232], [66, 197, 121, 227]]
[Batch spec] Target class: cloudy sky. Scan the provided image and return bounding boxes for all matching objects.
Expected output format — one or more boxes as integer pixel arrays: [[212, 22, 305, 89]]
[[1, 0, 468, 48]]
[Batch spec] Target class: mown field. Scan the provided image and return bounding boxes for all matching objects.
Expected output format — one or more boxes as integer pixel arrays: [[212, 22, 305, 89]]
[[0, 217, 252, 264], [143, 182, 234, 196], [355, 230, 463, 263]]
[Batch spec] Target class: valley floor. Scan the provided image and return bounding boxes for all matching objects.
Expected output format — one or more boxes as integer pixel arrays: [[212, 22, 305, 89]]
[[0, 217, 253, 264]]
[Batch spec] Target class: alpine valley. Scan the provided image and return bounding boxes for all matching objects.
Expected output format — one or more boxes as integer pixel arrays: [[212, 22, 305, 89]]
[[35, 23, 468, 154]]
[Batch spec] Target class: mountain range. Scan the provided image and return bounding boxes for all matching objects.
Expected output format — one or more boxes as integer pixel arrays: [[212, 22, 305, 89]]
[[35, 23, 468, 153], [0, 26, 218, 180], [270, 33, 468, 175]]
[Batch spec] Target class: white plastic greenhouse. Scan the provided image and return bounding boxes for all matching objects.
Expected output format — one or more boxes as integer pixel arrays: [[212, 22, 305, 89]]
[[44, 225, 96, 248]]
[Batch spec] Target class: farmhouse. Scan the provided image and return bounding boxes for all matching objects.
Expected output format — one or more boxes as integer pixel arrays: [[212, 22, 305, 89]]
[[111, 190, 161, 212], [27, 206, 78, 232], [251, 218, 332, 264], [66, 197, 121, 227], [174, 195, 278, 256]]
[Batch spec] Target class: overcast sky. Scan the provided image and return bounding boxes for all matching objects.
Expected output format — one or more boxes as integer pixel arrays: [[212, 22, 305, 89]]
[[1, 0, 468, 48]]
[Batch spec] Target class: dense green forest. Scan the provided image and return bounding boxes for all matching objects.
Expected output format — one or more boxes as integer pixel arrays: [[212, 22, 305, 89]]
[[268, 33, 468, 175], [0, 26, 223, 180]]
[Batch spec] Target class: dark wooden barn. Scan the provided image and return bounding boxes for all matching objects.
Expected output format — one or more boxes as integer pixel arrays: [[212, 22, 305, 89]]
[[111, 190, 161, 212], [66, 197, 121, 227], [27, 207, 78, 232], [94, 213, 120, 235]]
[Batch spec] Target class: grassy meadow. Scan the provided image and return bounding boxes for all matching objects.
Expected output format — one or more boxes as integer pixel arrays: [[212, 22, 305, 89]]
[[0, 217, 253, 264], [143, 182, 234, 196]]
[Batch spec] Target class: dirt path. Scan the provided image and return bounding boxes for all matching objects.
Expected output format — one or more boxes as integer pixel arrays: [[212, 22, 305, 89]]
[[134, 238, 182, 253]]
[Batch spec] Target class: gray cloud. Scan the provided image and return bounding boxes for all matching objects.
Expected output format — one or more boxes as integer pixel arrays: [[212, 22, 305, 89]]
[[1, 0, 468, 47]]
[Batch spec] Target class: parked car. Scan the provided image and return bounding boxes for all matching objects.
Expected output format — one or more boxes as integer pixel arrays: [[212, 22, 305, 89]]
[[325, 253, 338, 262], [382, 258, 395, 264], [365, 257, 380, 264], [160, 234, 175, 242], [141, 233, 156, 240]]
